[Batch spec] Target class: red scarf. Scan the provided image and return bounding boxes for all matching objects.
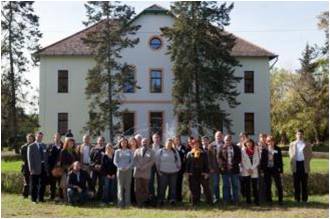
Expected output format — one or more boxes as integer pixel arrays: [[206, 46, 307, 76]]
[[246, 147, 254, 157]]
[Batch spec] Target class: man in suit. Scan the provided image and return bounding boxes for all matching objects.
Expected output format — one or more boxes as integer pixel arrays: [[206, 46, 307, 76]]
[[27, 131, 49, 203], [289, 129, 313, 203], [20, 133, 35, 198], [47, 133, 63, 200], [67, 161, 93, 205]]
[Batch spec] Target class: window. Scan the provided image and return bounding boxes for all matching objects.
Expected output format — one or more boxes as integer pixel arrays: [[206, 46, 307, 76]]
[[244, 112, 254, 135], [123, 65, 136, 93], [58, 70, 68, 93], [244, 71, 254, 93], [150, 69, 162, 93], [149, 36, 162, 50], [58, 113, 68, 135], [150, 112, 163, 138], [122, 112, 135, 136]]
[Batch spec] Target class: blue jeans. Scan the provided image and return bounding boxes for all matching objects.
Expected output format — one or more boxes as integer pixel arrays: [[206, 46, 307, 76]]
[[102, 176, 116, 204], [210, 173, 220, 202], [222, 173, 239, 203], [67, 188, 90, 204]]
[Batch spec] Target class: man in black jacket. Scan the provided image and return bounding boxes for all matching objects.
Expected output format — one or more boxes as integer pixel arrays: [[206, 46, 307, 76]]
[[67, 161, 93, 205], [47, 133, 63, 200], [90, 136, 106, 200], [20, 133, 35, 198], [173, 135, 189, 203], [260, 135, 283, 204]]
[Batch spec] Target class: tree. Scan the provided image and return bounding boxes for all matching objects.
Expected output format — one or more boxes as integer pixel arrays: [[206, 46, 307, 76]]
[[161, 1, 241, 135], [82, 1, 140, 142], [1, 1, 42, 152]]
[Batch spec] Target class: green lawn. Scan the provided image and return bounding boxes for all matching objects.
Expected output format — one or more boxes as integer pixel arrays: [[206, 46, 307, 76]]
[[2, 157, 328, 174], [1, 193, 328, 218]]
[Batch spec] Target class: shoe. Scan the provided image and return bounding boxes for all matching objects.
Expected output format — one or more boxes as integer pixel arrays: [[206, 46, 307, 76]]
[[32, 201, 37, 204]]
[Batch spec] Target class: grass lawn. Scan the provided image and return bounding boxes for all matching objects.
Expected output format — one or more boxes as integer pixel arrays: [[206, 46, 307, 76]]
[[1, 193, 328, 218], [2, 157, 329, 174]]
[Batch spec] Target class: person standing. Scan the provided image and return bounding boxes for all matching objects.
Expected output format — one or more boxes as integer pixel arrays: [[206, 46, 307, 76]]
[[114, 137, 134, 207], [203, 136, 220, 204], [134, 134, 143, 148], [27, 131, 49, 203], [218, 135, 241, 205], [101, 143, 117, 205], [76, 134, 93, 174], [129, 137, 139, 205], [289, 129, 312, 203], [256, 133, 267, 203], [148, 133, 164, 202], [186, 139, 212, 206], [66, 161, 93, 205], [173, 135, 188, 203], [90, 136, 106, 200], [155, 138, 181, 205], [133, 138, 155, 207], [59, 137, 77, 202], [241, 139, 260, 205], [47, 133, 63, 200], [260, 136, 283, 204], [20, 133, 35, 198]]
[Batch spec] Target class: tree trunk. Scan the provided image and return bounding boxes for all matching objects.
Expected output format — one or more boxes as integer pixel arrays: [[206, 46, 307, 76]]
[[8, 2, 19, 154]]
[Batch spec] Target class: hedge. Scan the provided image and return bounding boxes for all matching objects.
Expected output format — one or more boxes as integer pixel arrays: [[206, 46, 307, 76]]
[[2, 172, 328, 197]]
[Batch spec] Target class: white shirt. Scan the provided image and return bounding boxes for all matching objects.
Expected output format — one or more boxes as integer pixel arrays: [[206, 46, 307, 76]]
[[82, 144, 91, 164], [296, 140, 305, 161]]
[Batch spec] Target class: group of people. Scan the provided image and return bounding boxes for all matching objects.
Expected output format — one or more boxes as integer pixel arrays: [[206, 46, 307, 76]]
[[20, 129, 312, 207]]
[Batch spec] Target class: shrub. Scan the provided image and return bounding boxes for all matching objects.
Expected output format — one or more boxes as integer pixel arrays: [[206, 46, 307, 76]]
[[2, 172, 328, 197]]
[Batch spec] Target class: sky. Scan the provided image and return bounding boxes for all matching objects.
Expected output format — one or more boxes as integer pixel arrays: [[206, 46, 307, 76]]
[[22, 1, 328, 113]]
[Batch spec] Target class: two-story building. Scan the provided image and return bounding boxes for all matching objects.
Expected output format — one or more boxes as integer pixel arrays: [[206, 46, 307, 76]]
[[38, 4, 277, 143]]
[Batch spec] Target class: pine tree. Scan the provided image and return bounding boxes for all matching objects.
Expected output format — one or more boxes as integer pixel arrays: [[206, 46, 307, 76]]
[[82, 1, 140, 142], [1, 1, 42, 152], [161, 1, 241, 135]]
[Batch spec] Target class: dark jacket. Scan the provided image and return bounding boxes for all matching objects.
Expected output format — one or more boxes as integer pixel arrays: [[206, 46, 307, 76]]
[[186, 150, 209, 175], [67, 169, 92, 191], [101, 154, 117, 176], [218, 144, 241, 174], [47, 142, 63, 170], [90, 146, 105, 171], [260, 145, 283, 174], [177, 144, 189, 173], [20, 143, 30, 175], [60, 149, 76, 170], [207, 147, 220, 174]]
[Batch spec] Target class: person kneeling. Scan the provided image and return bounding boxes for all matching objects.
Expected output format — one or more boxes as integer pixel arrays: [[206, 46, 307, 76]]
[[67, 161, 93, 205]]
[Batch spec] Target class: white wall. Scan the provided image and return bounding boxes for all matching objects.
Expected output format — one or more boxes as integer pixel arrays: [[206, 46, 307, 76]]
[[39, 13, 270, 143]]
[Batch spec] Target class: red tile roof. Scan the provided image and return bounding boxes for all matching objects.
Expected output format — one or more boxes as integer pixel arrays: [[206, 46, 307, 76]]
[[39, 6, 277, 59]]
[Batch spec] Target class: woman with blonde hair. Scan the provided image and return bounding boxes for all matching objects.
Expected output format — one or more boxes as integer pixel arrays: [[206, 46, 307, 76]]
[[59, 137, 77, 201], [128, 137, 139, 205], [185, 138, 212, 206], [155, 138, 181, 205]]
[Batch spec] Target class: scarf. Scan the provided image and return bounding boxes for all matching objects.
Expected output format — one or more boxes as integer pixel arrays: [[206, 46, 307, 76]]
[[246, 147, 254, 157], [192, 147, 201, 158]]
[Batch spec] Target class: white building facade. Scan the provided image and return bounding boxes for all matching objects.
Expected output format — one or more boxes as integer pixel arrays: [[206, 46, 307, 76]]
[[39, 5, 276, 143]]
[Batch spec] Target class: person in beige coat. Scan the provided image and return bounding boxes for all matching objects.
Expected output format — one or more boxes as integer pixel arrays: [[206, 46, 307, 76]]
[[289, 129, 312, 203], [133, 138, 155, 207], [241, 139, 260, 205]]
